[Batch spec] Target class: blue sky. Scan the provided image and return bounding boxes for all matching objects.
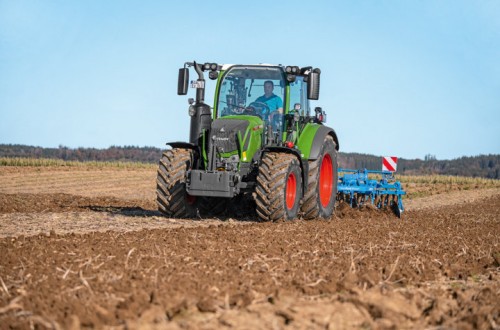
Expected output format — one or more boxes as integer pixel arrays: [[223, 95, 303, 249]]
[[0, 0, 499, 160]]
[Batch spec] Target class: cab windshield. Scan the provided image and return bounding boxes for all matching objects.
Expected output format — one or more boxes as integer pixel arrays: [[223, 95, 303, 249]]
[[217, 66, 285, 126]]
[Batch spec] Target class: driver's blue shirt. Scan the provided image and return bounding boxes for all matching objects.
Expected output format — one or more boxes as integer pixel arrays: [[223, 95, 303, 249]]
[[255, 94, 283, 112]]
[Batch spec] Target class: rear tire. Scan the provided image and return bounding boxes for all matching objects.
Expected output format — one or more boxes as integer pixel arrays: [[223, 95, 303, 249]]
[[255, 153, 302, 221], [301, 136, 338, 219], [156, 148, 198, 218]]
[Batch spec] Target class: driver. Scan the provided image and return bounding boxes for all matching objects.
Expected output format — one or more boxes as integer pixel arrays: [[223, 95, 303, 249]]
[[254, 80, 283, 114]]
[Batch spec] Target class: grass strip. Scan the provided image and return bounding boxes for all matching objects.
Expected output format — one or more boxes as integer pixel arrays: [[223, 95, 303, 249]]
[[0, 157, 156, 169]]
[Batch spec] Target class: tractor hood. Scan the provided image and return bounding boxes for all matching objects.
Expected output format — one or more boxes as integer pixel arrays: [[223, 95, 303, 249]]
[[209, 115, 263, 162]]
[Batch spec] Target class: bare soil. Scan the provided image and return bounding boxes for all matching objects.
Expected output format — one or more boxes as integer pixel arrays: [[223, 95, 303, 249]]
[[0, 166, 499, 329]]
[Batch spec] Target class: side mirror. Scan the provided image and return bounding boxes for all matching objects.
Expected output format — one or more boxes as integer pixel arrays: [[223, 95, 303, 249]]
[[208, 71, 218, 80], [178, 68, 189, 95], [307, 69, 320, 100]]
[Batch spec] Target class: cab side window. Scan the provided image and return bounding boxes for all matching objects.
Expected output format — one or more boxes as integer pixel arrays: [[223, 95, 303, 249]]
[[289, 76, 309, 115]]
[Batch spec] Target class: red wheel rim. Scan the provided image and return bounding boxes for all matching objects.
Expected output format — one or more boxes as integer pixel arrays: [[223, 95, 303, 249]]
[[319, 154, 333, 208], [186, 194, 196, 205], [286, 172, 297, 210]]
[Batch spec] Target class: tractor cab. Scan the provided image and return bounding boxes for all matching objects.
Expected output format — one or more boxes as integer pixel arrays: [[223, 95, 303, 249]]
[[216, 65, 286, 135], [215, 65, 314, 141]]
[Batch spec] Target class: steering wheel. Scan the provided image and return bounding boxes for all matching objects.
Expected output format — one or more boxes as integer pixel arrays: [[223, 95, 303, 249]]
[[245, 101, 270, 117]]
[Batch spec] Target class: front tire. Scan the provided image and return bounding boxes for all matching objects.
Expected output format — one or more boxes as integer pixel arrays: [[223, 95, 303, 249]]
[[254, 153, 302, 221], [156, 148, 198, 218], [301, 136, 338, 219]]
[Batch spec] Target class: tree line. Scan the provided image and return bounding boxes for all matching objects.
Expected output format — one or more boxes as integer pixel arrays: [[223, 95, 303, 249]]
[[1, 144, 498, 179], [338, 152, 499, 179], [0, 144, 160, 163]]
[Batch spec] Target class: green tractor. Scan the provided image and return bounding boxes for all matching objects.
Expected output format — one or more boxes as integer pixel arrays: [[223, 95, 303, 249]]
[[157, 62, 340, 221]]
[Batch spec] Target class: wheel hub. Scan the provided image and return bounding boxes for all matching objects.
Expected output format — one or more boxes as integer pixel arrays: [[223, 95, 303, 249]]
[[286, 172, 297, 210], [319, 154, 333, 208]]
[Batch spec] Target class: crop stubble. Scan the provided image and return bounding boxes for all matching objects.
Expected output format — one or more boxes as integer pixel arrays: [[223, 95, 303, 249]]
[[0, 166, 499, 329]]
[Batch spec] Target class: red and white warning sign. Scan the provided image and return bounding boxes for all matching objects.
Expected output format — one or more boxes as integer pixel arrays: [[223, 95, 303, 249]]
[[382, 156, 398, 172]]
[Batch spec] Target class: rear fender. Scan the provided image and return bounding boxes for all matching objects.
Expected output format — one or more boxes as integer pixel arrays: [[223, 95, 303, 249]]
[[307, 126, 339, 160]]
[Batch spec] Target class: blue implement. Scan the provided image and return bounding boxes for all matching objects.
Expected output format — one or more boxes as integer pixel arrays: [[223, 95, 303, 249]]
[[337, 168, 406, 218]]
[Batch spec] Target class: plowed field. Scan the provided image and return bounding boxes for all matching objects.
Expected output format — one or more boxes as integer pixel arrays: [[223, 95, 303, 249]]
[[0, 166, 499, 329]]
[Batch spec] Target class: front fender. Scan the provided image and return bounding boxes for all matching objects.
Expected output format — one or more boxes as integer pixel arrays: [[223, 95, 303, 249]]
[[166, 141, 199, 150], [261, 146, 309, 197], [165, 141, 202, 168]]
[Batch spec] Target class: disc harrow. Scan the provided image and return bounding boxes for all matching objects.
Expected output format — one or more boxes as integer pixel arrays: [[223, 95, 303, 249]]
[[337, 168, 406, 217]]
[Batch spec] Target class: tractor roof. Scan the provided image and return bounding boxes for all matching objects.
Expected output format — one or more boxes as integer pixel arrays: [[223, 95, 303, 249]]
[[221, 63, 281, 71]]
